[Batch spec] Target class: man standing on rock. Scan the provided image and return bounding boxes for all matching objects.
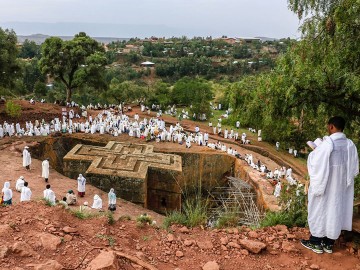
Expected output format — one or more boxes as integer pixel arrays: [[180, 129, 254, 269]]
[[42, 158, 50, 182], [23, 146, 31, 170], [301, 116, 359, 254]]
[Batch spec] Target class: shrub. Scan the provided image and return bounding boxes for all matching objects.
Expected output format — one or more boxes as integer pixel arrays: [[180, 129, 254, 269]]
[[107, 212, 115, 225], [70, 209, 98, 219], [261, 183, 307, 228], [163, 196, 208, 228], [163, 211, 187, 229], [118, 215, 131, 221], [96, 234, 115, 246], [136, 213, 153, 226], [5, 101, 21, 117], [215, 211, 239, 229]]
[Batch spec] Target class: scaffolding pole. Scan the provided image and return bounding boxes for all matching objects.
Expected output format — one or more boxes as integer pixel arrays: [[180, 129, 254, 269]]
[[209, 176, 264, 227]]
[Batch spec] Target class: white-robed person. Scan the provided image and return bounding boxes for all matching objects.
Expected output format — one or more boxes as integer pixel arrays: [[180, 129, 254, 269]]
[[2, 182, 13, 205], [15, 176, 25, 192], [42, 158, 50, 182], [92, 194, 103, 209], [20, 182, 32, 202], [301, 116, 359, 254], [108, 188, 117, 211], [77, 174, 86, 197], [23, 146, 31, 170], [43, 184, 56, 205], [273, 181, 281, 198]]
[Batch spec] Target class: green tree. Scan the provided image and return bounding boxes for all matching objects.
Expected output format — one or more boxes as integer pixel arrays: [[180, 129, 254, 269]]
[[22, 58, 46, 94], [106, 79, 145, 104], [34, 81, 47, 97], [0, 28, 21, 89], [39, 32, 107, 102], [19, 39, 41, 59], [147, 81, 171, 108]]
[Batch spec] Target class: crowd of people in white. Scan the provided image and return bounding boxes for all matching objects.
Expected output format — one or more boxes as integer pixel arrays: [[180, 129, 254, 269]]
[[1, 101, 303, 207]]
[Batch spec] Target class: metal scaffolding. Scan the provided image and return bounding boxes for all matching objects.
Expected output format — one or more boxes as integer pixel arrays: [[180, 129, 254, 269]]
[[209, 176, 264, 227]]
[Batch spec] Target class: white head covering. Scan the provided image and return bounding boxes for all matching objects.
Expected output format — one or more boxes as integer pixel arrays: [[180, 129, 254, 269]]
[[92, 194, 102, 209]]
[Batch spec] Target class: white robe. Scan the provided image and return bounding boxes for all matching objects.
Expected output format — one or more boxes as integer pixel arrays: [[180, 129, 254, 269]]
[[307, 132, 359, 240], [20, 186, 32, 202], [92, 195, 103, 209], [77, 176, 86, 192], [274, 182, 281, 197], [42, 160, 49, 178], [43, 189, 56, 204], [15, 178, 25, 192], [23, 149, 31, 167]]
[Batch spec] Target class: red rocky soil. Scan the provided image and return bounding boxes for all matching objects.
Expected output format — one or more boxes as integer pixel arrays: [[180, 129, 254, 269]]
[[0, 202, 360, 270]]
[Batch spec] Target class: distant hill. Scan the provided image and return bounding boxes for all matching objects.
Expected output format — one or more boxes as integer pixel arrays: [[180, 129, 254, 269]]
[[17, 34, 130, 45]]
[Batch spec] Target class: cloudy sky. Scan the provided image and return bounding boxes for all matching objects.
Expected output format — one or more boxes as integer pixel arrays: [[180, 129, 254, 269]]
[[0, 0, 301, 38]]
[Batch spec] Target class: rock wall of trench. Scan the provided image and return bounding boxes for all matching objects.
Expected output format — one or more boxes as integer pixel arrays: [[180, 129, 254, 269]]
[[33, 137, 237, 213]]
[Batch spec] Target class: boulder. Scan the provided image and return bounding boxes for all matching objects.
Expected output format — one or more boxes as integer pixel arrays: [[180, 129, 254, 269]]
[[11, 242, 36, 257], [227, 242, 241, 249], [40, 233, 62, 251], [167, 233, 175, 242], [87, 250, 119, 270], [248, 231, 258, 238], [0, 224, 11, 234], [239, 239, 266, 254], [281, 241, 296, 252], [0, 246, 10, 258], [179, 226, 190, 234], [184, 240, 194, 247], [197, 240, 213, 250], [175, 250, 184, 257], [34, 260, 63, 270], [62, 226, 78, 234], [202, 261, 220, 270]]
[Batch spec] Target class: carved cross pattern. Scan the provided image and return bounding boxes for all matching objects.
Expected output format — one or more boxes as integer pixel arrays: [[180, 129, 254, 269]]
[[64, 141, 182, 179]]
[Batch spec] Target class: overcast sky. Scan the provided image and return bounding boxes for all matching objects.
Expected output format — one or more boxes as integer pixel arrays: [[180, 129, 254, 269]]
[[0, 0, 301, 38]]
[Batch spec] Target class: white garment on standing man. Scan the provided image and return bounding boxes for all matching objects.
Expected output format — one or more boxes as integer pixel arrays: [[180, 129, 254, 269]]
[[23, 147, 31, 167], [42, 159, 49, 179], [307, 132, 359, 240], [77, 174, 86, 193]]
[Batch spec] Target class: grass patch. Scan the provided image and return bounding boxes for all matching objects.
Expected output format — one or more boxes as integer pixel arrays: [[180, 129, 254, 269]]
[[163, 196, 208, 228], [41, 198, 55, 207], [118, 215, 131, 221], [215, 212, 240, 228], [96, 234, 115, 246], [136, 214, 153, 227], [107, 211, 115, 225], [261, 183, 307, 228], [70, 209, 98, 220]]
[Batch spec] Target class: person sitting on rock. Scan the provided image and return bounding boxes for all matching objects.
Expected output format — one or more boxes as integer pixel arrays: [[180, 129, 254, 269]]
[[80, 201, 91, 212], [91, 194, 102, 209], [65, 190, 77, 205], [2, 182, 13, 205], [43, 184, 56, 205], [59, 197, 69, 209], [15, 176, 25, 192]]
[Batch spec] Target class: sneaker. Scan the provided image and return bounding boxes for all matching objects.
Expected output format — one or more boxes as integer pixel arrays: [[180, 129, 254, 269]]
[[321, 243, 333, 254], [300, 239, 324, 254]]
